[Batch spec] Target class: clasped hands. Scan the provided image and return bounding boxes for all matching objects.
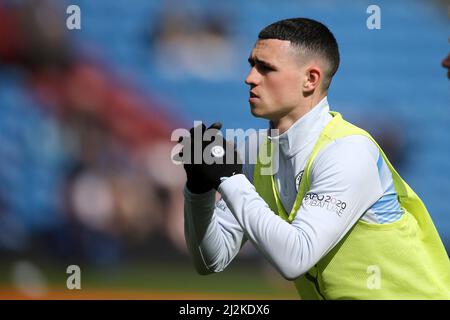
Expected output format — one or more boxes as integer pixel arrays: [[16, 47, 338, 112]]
[[175, 122, 242, 194]]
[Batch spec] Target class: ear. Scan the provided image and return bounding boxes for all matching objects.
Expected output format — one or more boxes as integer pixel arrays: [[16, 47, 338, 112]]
[[302, 66, 322, 93]]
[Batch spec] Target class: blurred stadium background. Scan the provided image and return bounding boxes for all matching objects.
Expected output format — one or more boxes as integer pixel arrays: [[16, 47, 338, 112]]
[[0, 0, 448, 299]]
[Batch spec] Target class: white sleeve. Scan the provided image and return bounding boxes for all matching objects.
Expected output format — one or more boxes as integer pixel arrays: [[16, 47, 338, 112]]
[[184, 187, 247, 274], [218, 137, 383, 280], [183, 133, 263, 274]]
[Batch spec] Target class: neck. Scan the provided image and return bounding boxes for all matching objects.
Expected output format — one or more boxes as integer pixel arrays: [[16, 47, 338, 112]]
[[271, 93, 325, 134]]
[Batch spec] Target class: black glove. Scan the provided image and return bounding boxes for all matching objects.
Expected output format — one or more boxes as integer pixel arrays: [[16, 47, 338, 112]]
[[177, 122, 242, 193], [198, 124, 243, 190]]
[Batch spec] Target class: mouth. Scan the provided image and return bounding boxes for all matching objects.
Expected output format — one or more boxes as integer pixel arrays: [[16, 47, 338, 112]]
[[249, 91, 259, 98]]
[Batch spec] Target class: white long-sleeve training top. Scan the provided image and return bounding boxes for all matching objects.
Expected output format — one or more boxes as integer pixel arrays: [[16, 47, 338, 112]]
[[184, 97, 403, 280]]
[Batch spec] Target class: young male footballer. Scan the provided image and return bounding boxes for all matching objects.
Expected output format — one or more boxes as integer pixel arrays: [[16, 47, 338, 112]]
[[179, 18, 450, 299]]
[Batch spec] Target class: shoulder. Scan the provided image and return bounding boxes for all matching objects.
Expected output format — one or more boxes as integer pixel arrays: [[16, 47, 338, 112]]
[[311, 135, 380, 181], [319, 135, 379, 160]]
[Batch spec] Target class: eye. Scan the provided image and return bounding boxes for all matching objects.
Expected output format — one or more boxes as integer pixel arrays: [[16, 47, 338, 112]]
[[257, 63, 273, 73], [248, 58, 275, 73]]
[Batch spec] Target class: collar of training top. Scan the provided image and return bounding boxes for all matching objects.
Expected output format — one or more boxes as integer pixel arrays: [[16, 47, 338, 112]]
[[268, 97, 330, 157]]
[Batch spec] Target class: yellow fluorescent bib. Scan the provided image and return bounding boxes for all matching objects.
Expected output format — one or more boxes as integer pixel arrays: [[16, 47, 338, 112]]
[[254, 112, 450, 299]]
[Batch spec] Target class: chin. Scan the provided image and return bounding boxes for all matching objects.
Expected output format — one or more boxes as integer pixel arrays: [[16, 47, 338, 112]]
[[250, 105, 274, 120], [250, 106, 266, 118]]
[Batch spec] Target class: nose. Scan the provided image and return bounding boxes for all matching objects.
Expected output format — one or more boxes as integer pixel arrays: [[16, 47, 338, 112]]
[[245, 67, 259, 86]]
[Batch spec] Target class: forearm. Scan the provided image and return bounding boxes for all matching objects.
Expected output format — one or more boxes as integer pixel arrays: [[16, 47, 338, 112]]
[[218, 175, 314, 280], [184, 186, 245, 274]]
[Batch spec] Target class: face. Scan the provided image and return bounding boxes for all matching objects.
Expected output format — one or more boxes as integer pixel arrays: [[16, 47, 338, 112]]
[[245, 39, 305, 120]]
